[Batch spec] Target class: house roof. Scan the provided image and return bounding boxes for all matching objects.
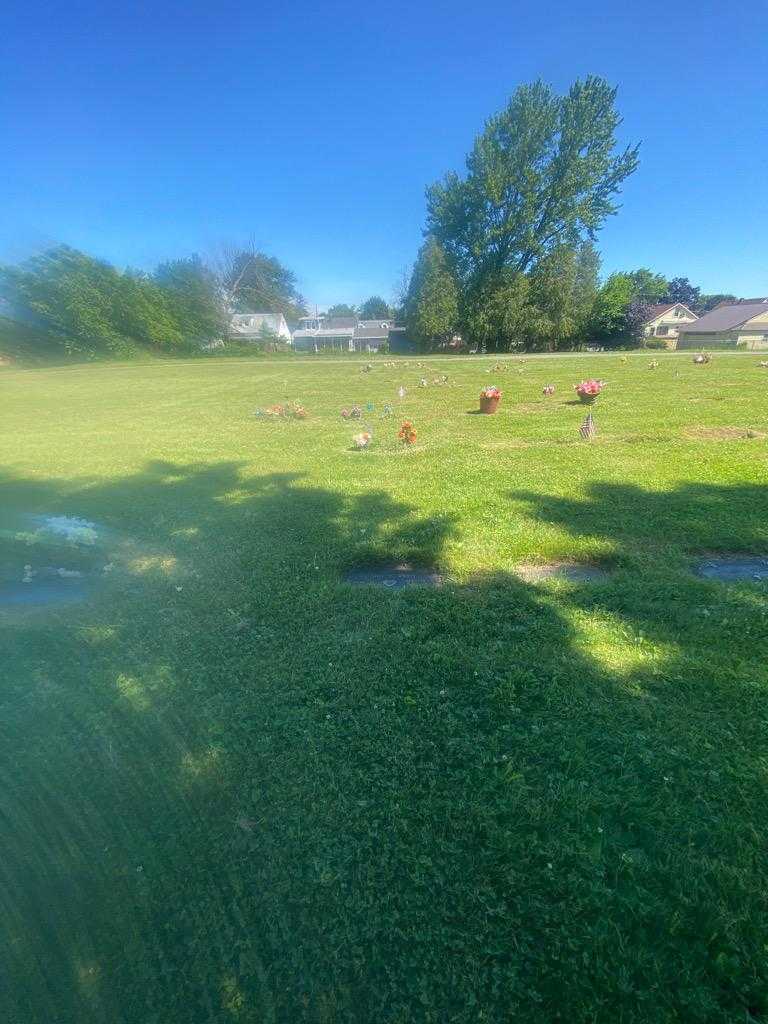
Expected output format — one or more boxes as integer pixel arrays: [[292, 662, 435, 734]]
[[230, 312, 286, 332], [292, 328, 354, 339], [644, 303, 677, 320], [642, 303, 696, 322], [324, 317, 357, 330], [353, 325, 390, 340], [677, 300, 768, 334]]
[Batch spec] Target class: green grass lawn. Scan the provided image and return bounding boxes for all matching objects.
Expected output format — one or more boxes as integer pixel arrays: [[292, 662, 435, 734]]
[[2, 352, 768, 1023]]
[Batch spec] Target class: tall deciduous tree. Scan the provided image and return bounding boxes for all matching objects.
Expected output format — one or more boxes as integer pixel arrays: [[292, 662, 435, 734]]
[[153, 255, 224, 341], [215, 245, 306, 320], [358, 296, 391, 320], [528, 242, 600, 350], [588, 272, 636, 347], [404, 238, 459, 350], [0, 246, 187, 356], [666, 276, 701, 310], [425, 77, 639, 288], [325, 303, 357, 319], [626, 268, 668, 302]]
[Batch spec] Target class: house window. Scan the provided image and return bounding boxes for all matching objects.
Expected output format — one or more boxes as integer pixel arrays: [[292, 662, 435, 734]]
[[656, 325, 669, 336]]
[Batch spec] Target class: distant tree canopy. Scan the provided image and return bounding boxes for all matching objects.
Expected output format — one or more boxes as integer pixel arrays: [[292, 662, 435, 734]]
[[0, 246, 231, 357], [418, 76, 641, 351], [358, 296, 391, 320], [0, 247, 188, 356], [666, 276, 701, 310], [626, 268, 668, 303], [325, 303, 357, 319], [461, 242, 600, 352], [153, 255, 226, 341], [426, 77, 639, 289], [699, 292, 737, 312], [218, 247, 306, 320], [404, 237, 459, 350]]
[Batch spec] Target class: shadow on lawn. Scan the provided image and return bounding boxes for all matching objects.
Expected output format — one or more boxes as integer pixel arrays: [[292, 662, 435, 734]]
[[2, 465, 768, 1024]]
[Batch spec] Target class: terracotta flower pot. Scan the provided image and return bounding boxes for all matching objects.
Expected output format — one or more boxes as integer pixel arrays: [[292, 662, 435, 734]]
[[577, 392, 598, 405], [479, 395, 501, 414]]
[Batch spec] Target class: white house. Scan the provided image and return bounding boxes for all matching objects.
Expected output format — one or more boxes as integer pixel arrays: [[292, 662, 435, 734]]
[[641, 303, 698, 339], [229, 313, 292, 343]]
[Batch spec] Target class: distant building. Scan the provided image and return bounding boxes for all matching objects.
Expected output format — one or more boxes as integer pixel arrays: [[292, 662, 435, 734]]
[[292, 315, 414, 353], [230, 313, 292, 343], [641, 303, 698, 339], [292, 316, 357, 352], [676, 299, 768, 350]]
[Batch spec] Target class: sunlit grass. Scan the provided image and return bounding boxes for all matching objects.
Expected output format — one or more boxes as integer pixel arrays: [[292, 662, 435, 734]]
[[2, 351, 768, 1023]]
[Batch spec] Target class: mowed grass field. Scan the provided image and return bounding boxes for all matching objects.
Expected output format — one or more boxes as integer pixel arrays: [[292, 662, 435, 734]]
[[2, 352, 768, 1023]]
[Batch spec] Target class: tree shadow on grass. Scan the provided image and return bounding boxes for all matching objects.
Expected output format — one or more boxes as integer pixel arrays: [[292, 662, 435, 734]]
[[2, 467, 768, 1023]]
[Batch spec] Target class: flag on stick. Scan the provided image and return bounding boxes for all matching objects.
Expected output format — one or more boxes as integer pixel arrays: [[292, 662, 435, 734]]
[[579, 412, 596, 440]]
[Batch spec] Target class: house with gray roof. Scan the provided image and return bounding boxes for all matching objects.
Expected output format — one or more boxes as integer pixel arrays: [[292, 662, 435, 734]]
[[676, 299, 768, 350], [292, 315, 413, 353]]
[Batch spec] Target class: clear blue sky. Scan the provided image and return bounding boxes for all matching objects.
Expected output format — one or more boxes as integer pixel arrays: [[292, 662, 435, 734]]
[[3, 0, 766, 307]]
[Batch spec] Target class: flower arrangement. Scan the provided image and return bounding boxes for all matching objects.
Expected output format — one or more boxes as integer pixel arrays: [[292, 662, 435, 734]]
[[398, 421, 417, 445], [341, 405, 363, 419], [352, 432, 372, 449], [419, 377, 428, 387], [693, 353, 711, 365], [256, 402, 307, 419], [542, 384, 555, 397], [381, 403, 394, 418], [574, 379, 604, 404], [648, 359, 659, 369], [479, 384, 502, 413]]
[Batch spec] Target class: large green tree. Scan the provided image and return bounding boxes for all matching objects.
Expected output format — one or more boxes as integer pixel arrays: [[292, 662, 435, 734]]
[[425, 77, 639, 288], [404, 238, 459, 350], [588, 272, 636, 347], [153, 256, 224, 342], [528, 242, 600, 350], [218, 246, 306, 320], [666, 276, 701, 310], [325, 303, 357, 319], [0, 246, 186, 356], [626, 268, 668, 302], [358, 296, 391, 320], [462, 271, 545, 353]]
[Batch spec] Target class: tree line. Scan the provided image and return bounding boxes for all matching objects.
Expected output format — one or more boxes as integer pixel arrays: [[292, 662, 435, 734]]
[[0, 76, 742, 359], [0, 242, 401, 358], [402, 77, 737, 352]]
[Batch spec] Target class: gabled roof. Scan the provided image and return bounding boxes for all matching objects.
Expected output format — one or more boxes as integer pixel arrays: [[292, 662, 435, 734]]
[[230, 312, 286, 331], [643, 303, 696, 322], [353, 324, 390, 340], [324, 317, 357, 330], [677, 299, 768, 334]]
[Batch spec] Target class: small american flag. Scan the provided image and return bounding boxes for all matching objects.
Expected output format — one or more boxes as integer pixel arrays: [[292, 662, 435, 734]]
[[579, 412, 596, 440]]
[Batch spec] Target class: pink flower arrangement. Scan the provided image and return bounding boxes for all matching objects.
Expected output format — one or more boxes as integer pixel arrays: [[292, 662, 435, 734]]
[[542, 384, 555, 397], [480, 385, 502, 399], [574, 379, 604, 403], [352, 432, 372, 449]]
